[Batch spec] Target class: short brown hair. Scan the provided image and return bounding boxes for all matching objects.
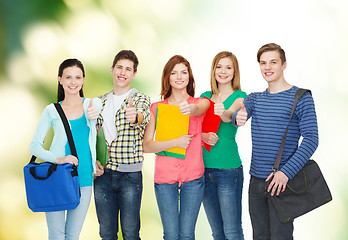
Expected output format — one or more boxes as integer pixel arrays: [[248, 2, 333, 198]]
[[112, 50, 139, 72], [210, 51, 241, 94], [257, 43, 286, 64], [160, 55, 195, 100]]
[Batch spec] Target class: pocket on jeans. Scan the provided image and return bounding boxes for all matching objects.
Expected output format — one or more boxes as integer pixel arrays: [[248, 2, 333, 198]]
[[125, 171, 143, 185]]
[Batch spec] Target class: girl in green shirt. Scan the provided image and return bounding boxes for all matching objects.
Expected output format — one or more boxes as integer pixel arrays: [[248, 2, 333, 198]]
[[201, 51, 246, 240]]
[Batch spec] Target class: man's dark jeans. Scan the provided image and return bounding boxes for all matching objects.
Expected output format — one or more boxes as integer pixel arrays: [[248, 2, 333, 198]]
[[249, 175, 294, 240], [94, 169, 142, 240]]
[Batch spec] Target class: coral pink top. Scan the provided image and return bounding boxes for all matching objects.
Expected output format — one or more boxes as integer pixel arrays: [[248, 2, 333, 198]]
[[151, 96, 206, 185]]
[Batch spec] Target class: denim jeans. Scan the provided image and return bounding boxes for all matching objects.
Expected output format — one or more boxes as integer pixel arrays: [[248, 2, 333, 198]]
[[46, 186, 92, 240], [155, 175, 204, 240], [94, 169, 143, 240], [203, 167, 244, 240], [249, 176, 294, 240]]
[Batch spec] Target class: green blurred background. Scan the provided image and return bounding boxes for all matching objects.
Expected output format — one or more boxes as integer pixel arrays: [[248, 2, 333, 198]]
[[0, 0, 347, 239]]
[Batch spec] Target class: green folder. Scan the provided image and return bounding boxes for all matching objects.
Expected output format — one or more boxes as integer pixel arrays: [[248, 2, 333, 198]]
[[96, 126, 109, 166]]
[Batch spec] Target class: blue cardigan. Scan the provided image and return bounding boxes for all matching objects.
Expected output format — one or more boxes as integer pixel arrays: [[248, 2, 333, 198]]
[[29, 98, 102, 174]]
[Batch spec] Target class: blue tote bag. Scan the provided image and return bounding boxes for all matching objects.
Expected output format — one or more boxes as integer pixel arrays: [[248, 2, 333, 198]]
[[24, 103, 80, 212]]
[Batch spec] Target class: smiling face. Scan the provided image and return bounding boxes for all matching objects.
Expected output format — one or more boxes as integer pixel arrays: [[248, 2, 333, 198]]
[[111, 59, 137, 94], [215, 57, 234, 85], [169, 63, 190, 91], [58, 66, 84, 96], [259, 50, 287, 83]]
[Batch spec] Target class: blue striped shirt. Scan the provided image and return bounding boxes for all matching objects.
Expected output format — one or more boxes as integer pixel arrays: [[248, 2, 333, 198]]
[[232, 86, 318, 179]]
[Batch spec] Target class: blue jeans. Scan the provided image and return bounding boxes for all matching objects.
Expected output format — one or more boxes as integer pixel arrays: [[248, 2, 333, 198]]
[[249, 176, 294, 240], [203, 167, 244, 240], [155, 175, 204, 240], [94, 169, 143, 240], [46, 186, 92, 240]]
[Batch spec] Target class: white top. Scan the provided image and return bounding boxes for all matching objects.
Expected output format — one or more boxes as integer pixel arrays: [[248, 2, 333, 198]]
[[102, 90, 131, 144]]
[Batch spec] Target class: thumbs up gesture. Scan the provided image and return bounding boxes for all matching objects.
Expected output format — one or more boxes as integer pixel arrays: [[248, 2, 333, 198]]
[[214, 93, 225, 117], [126, 99, 137, 123], [236, 103, 248, 126], [87, 98, 98, 120], [179, 101, 191, 115]]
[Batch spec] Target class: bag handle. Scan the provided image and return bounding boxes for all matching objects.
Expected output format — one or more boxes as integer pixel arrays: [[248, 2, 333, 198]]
[[29, 163, 57, 180], [272, 88, 311, 171]]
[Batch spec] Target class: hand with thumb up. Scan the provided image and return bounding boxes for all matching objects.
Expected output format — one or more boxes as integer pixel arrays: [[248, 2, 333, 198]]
[[87, 98, 99, 120], [179, 101, 192, 115], [214, 93, 225, 117], [126, 98, 138, 123], [236, 102, 248, 126]]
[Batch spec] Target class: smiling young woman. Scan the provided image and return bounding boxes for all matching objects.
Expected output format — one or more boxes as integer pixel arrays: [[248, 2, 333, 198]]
[[143, 55, 209, 240], [200, 51, 247, 240], [30, 58, 103, 239]]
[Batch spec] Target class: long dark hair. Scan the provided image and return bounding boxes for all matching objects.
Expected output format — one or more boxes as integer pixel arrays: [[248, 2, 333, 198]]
[[160, 55, 195, 100], [57, 59, 85, 102]]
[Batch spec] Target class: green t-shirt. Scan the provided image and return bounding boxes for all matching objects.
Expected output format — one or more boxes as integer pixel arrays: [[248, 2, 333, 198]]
[[200, 90, 247, 169]]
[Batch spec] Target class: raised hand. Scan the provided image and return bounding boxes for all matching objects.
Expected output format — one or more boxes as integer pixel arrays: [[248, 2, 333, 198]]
[[179, 101, 191, 115], [214, 93, 225, 117], [236, 103, 247, 126], [87, 98, 99, 120], [125, 99, 137, 123]]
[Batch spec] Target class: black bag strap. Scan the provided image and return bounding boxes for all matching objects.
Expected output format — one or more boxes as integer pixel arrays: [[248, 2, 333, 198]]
[[272, 88, 311, 171], [54, 103, 78, 158], [28, 103, 79, 180], [29, 103, 78, 165]]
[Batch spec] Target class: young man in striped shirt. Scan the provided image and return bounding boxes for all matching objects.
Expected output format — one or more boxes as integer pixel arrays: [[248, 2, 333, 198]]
[[232, 43, 319, 240]]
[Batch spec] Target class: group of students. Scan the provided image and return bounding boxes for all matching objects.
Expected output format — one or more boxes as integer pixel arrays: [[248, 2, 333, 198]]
[[29, 42, 319, 240]]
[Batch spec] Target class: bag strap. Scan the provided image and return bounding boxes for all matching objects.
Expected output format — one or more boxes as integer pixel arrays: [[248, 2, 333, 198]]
[[54, 103, 78, 158], [272, 88, 311, 171]]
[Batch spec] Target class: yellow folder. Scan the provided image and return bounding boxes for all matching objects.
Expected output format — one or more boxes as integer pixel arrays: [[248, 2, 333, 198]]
[[155, 103, 190, 159]]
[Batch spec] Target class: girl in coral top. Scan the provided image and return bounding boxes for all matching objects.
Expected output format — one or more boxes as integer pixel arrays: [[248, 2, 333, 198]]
[[143, 55, 209, 240]]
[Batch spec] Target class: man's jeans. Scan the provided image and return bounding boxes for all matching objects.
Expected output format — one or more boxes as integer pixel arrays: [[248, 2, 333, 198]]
[[94, 169, 143, 240], [155, 175, 204, 240], [203, 167, 244, 240], [249, 175, 294, 240]]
